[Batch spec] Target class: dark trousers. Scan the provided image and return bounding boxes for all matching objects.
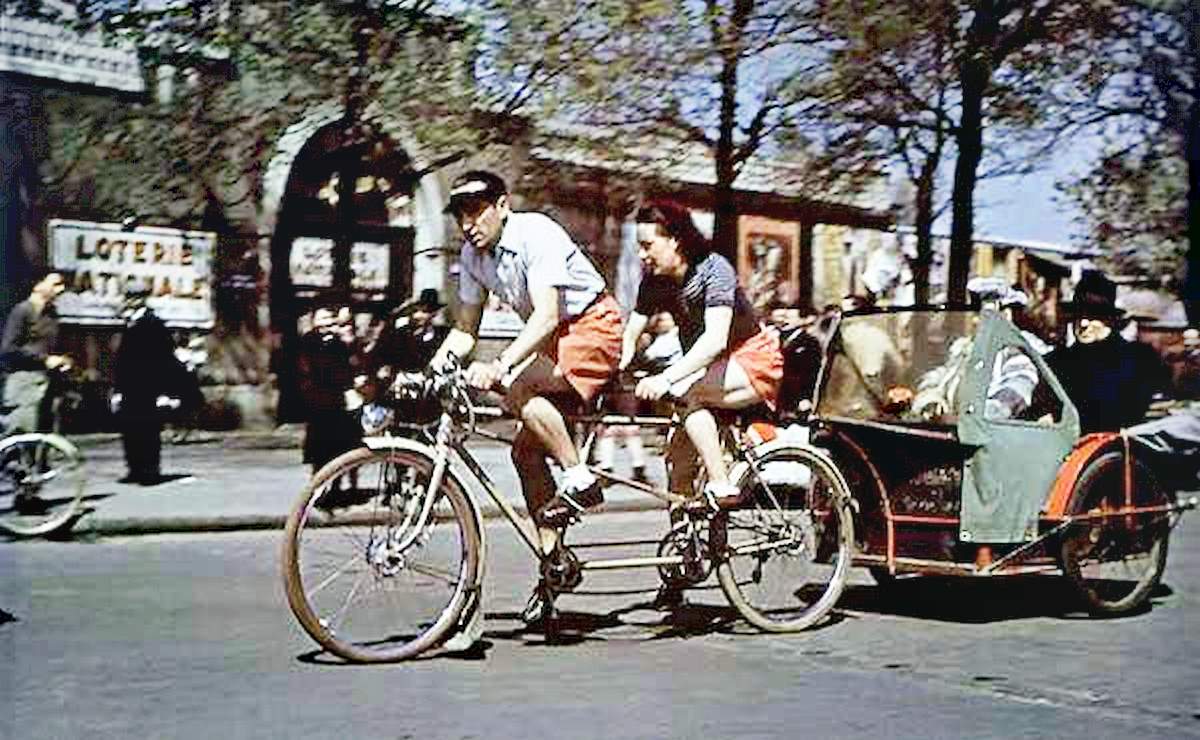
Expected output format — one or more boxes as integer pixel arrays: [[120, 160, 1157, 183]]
[[120, 408, 162, 480]]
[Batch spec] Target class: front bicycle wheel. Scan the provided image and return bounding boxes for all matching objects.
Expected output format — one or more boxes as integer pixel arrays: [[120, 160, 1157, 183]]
[[281, 446, 481, 662], [0, 434, 86, 537], [713, 443, 854, 632]]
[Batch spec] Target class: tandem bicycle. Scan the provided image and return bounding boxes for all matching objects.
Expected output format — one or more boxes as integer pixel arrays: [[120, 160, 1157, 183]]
[[280, 358, 855, 663]]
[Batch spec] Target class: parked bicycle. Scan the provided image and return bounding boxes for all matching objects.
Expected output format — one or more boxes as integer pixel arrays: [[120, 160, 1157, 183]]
[[281, 358, 855, 662], [0, 365, 87, 537]]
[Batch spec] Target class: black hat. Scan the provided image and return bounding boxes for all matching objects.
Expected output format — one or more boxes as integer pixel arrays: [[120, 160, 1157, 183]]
[[444, 170, 507, 215], [1061, 271, 1125, 318], [397, 288, 445, 315]]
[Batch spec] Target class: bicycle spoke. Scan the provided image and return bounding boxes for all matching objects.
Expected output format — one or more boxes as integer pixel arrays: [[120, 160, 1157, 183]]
[[283, 447, 478, 662], [327, 570, 373, 634], [306, 553, 365, 598], [406, 561, 462, 587]]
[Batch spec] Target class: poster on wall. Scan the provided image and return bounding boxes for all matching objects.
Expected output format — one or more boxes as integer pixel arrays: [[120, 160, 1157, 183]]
[[48, 219, 215, 327], [289, 237, 390, 292], [737, 216, 800, 313]]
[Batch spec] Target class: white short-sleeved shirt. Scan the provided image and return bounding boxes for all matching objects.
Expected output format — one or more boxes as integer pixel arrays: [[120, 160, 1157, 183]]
[[457, 212, 606, 321]]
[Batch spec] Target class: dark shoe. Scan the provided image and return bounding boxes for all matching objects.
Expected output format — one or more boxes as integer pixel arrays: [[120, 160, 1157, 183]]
[[539, 481, 604, 527], [520, 582, 556, 626], [631, 466, 649, 483], [651, 585, 685, 612], [316, 486, 369, 511], [14, 495, 49, 515]]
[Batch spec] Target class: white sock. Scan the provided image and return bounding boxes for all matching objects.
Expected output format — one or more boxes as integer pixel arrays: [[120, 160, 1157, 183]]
[[626, 435, 645, 467], [562, 463, 596, 491], [594, 435, 616, 470]]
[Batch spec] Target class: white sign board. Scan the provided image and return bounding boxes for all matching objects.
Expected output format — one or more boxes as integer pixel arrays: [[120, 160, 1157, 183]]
[[48, 219, 215, 328], [289, 238, 390, 291]]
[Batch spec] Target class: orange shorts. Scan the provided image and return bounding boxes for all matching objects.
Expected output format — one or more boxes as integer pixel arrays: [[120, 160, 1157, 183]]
[[548, 295, 623, 403], [730, 327, 784, 410]]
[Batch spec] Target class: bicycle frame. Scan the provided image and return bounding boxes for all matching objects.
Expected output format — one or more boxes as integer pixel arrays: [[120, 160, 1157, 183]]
[[371, 400, 729, 574]]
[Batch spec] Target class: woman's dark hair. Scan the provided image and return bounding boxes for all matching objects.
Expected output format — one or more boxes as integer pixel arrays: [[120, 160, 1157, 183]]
[[634, 200, 712, 264]]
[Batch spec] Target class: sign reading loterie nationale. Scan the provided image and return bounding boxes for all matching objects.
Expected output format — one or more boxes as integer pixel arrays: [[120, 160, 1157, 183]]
[[48, 219, 215, 328]]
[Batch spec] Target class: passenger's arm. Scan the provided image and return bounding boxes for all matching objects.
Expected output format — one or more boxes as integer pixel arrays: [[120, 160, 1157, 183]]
[[661, 306, 731, 384], [620, 311, 650, 371], [636, 307, 731, 401]]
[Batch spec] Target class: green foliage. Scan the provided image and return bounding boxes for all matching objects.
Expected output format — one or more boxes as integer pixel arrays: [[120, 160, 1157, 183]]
[[1065, 143, 1187, 279], [471, 0, 837, 254], [1062, 0, 1196, 283], [817, 0, 1125, 300], [20, 1, 481, 226]]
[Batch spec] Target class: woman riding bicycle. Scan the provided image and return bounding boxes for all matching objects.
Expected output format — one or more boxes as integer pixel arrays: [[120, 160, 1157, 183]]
[[624, 200, 784, 510]]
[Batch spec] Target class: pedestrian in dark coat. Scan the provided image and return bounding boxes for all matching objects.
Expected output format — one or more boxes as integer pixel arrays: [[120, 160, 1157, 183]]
[[112, 293, 179, 484], [297, 305, 361, 473]]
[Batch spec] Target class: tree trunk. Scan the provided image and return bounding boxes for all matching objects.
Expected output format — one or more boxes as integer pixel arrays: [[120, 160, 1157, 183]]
[[948, 57, 987, 304], [710, 0, 751, 263], [913, 155, 939, 306], [1185, 99, 1200, 326], [1184, 4, 1200, 327], [711, 169, 739, 263], [0, 76, 43, 317]]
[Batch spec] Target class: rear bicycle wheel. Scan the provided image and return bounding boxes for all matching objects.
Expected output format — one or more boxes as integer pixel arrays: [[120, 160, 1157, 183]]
[[713, 443, 854, 632], [1059, 451, 1170, 616], [281, 446, 481, 662], [0, 434, 86, 537]]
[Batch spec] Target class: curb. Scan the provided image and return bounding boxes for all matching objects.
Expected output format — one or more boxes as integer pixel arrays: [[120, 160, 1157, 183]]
[[69, 428, 514, 451], [71, 497, 667, 538]]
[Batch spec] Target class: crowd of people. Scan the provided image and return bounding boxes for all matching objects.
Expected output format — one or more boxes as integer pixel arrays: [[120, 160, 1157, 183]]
[[293, 287, 454, 477]]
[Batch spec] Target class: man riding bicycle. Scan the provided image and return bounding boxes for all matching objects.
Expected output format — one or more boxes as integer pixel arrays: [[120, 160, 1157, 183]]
[[432, 171, 623, 559], [1, 269, 71, 437]]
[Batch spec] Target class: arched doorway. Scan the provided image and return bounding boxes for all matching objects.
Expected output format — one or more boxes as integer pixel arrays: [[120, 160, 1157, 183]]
[[270, 125, 418, 422]]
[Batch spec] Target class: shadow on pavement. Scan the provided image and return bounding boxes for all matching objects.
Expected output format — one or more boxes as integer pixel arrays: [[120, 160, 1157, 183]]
[[837, 576, 1173, 623], [484, 595, 762, 647]]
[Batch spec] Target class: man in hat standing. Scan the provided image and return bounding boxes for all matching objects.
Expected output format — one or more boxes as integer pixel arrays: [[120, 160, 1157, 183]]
[[433, 170, 623, 562], [1046, 270, 1171, 434], [112, 290, 181, 485]]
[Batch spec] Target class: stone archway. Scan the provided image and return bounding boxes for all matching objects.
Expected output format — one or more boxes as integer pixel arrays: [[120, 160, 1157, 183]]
[[261, 106, 448, 421], [259, 104, 446, 297]]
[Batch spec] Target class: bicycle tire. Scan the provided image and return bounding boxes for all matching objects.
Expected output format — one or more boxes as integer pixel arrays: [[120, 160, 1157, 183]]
[[713, 442, 855, 632], [0, 433, 86, 538], [1059, 451, 1170, 616], [281, 446, 481, 662]]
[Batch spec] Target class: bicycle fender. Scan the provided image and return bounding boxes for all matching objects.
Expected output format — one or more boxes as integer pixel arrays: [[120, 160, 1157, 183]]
[[1041, 432, 1123, 518], [737, 438, 859, 511], [0, 432, 77, 453]]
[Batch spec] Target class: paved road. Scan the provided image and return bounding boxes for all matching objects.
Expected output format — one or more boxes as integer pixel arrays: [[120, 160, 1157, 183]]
[[2, 512, 1197, 739]]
